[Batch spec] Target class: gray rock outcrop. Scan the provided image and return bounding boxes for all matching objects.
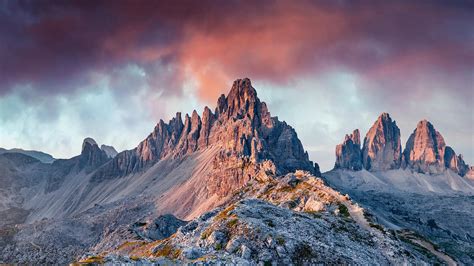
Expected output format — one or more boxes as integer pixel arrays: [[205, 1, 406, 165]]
[[362, 113, 402, 171], [334, 129, 363, 170], [100, 145, 118, 158], [79, 138, 109, 171], [133, 214, 186, 241]]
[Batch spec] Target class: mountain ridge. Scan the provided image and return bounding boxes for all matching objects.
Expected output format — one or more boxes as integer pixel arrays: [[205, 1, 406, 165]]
[[333, 113, 472, 177], [0, 79, 471, 264], [0, 148, 55, 164], [0, 78, 322, 264]]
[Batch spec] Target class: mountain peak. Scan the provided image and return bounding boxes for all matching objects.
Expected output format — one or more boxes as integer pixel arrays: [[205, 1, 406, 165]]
[[362, 113, 402, 171], [100, 145, 118, 158], [82, 137, 98, 151], [335, 129, 363, 170], [403, 120, 445, 174], [402, 120, 470, 175], [332, 115, 471, 177], [94, 78, 318, 180], [80, 137, 109, 171], [416, 119, 434, 129], [220, 78, 259, 118], [378, 112, 391, 120]]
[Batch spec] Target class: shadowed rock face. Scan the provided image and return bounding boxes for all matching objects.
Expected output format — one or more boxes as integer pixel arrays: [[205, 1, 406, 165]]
[[93, 78, 319, 180], [79, 138, 110, 172], [403, 120, 470, 176], [0, 148, 55, 163], [362, 113, 402, 171], [100, 145, 118, 158], [335, 129, 363, 170], [132, 214, 187, 241]]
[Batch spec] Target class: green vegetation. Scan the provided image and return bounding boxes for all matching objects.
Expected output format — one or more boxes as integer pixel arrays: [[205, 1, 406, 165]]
[[276, 236, 285, 245], [265, 219, 275, 227], [338, 204, 350, 218], [369, 223, 385, 233], [214, 205, 236, 221], [226, 218, 239, 228], [292, 243, 313, 263], [79, 255, 105, 264], [154, 243, 182, 259], [201, 228, 212, 239]]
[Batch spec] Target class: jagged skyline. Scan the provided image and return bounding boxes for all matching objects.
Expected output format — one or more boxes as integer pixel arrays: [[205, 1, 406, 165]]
[[0, 1, 472, 170]]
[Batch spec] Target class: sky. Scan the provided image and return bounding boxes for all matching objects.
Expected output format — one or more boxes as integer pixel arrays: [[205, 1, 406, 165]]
[[0, 0, 473, 171]]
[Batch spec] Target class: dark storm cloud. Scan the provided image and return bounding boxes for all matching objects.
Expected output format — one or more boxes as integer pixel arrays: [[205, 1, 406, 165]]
[[0, 0, 472, 101]]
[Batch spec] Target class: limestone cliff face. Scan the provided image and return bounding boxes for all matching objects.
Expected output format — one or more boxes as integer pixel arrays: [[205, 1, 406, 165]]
[[334, 129, 363, 170], [362, 113, 402, 171], [333, 116, 472, 177], [79, 138, 109, 171], [403, 120, 470, 176], [100, 145, 118, 158], [93, 78, 318, 180]]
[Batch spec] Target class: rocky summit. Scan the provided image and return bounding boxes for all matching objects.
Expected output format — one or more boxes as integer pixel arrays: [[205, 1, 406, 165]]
[[403, 120, 470, 176], [93, 78, 318, 181], [335, 129, 363, 170], [326, 113, 474, 264], [333, 113, 472, 178], [362, 113, 402, 171], [79, 137, 110, 171]]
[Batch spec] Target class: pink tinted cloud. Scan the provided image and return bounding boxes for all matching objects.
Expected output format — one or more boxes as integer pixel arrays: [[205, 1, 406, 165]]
[[0, 1, 472, 102]]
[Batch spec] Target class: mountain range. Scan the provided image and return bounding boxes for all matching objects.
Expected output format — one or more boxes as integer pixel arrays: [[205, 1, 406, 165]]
[[326, 113, 474, 262], [0, 78, 472, 264]]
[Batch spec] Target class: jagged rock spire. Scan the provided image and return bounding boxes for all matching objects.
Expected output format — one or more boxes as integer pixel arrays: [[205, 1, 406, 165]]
[[94, 78, 319, 179], [335, 129, 363, 170], [223, 78, 258, 118], [80, 137, 109, 170], [403, 120, 445, 173], [100, 145, 118, 158], [362, 113, 402, 171], [332, 115, 472, 177], [403, 120, 470, 176]]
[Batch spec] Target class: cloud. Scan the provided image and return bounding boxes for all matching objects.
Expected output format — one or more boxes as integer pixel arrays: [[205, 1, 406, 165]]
[[1, 1, 472, 97], [0, 0, 472, 169]]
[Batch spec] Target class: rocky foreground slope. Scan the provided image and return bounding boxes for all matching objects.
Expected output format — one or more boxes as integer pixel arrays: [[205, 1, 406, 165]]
[[79, 171, 441, 265]]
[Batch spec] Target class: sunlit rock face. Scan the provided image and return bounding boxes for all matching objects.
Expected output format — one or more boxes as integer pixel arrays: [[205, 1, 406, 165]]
[[93, 78, 319, 180], [334, 129, 363, 171], [403, 120, 470, 176], [362, 113, 402, 171], [466, 167, 474, 180]]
